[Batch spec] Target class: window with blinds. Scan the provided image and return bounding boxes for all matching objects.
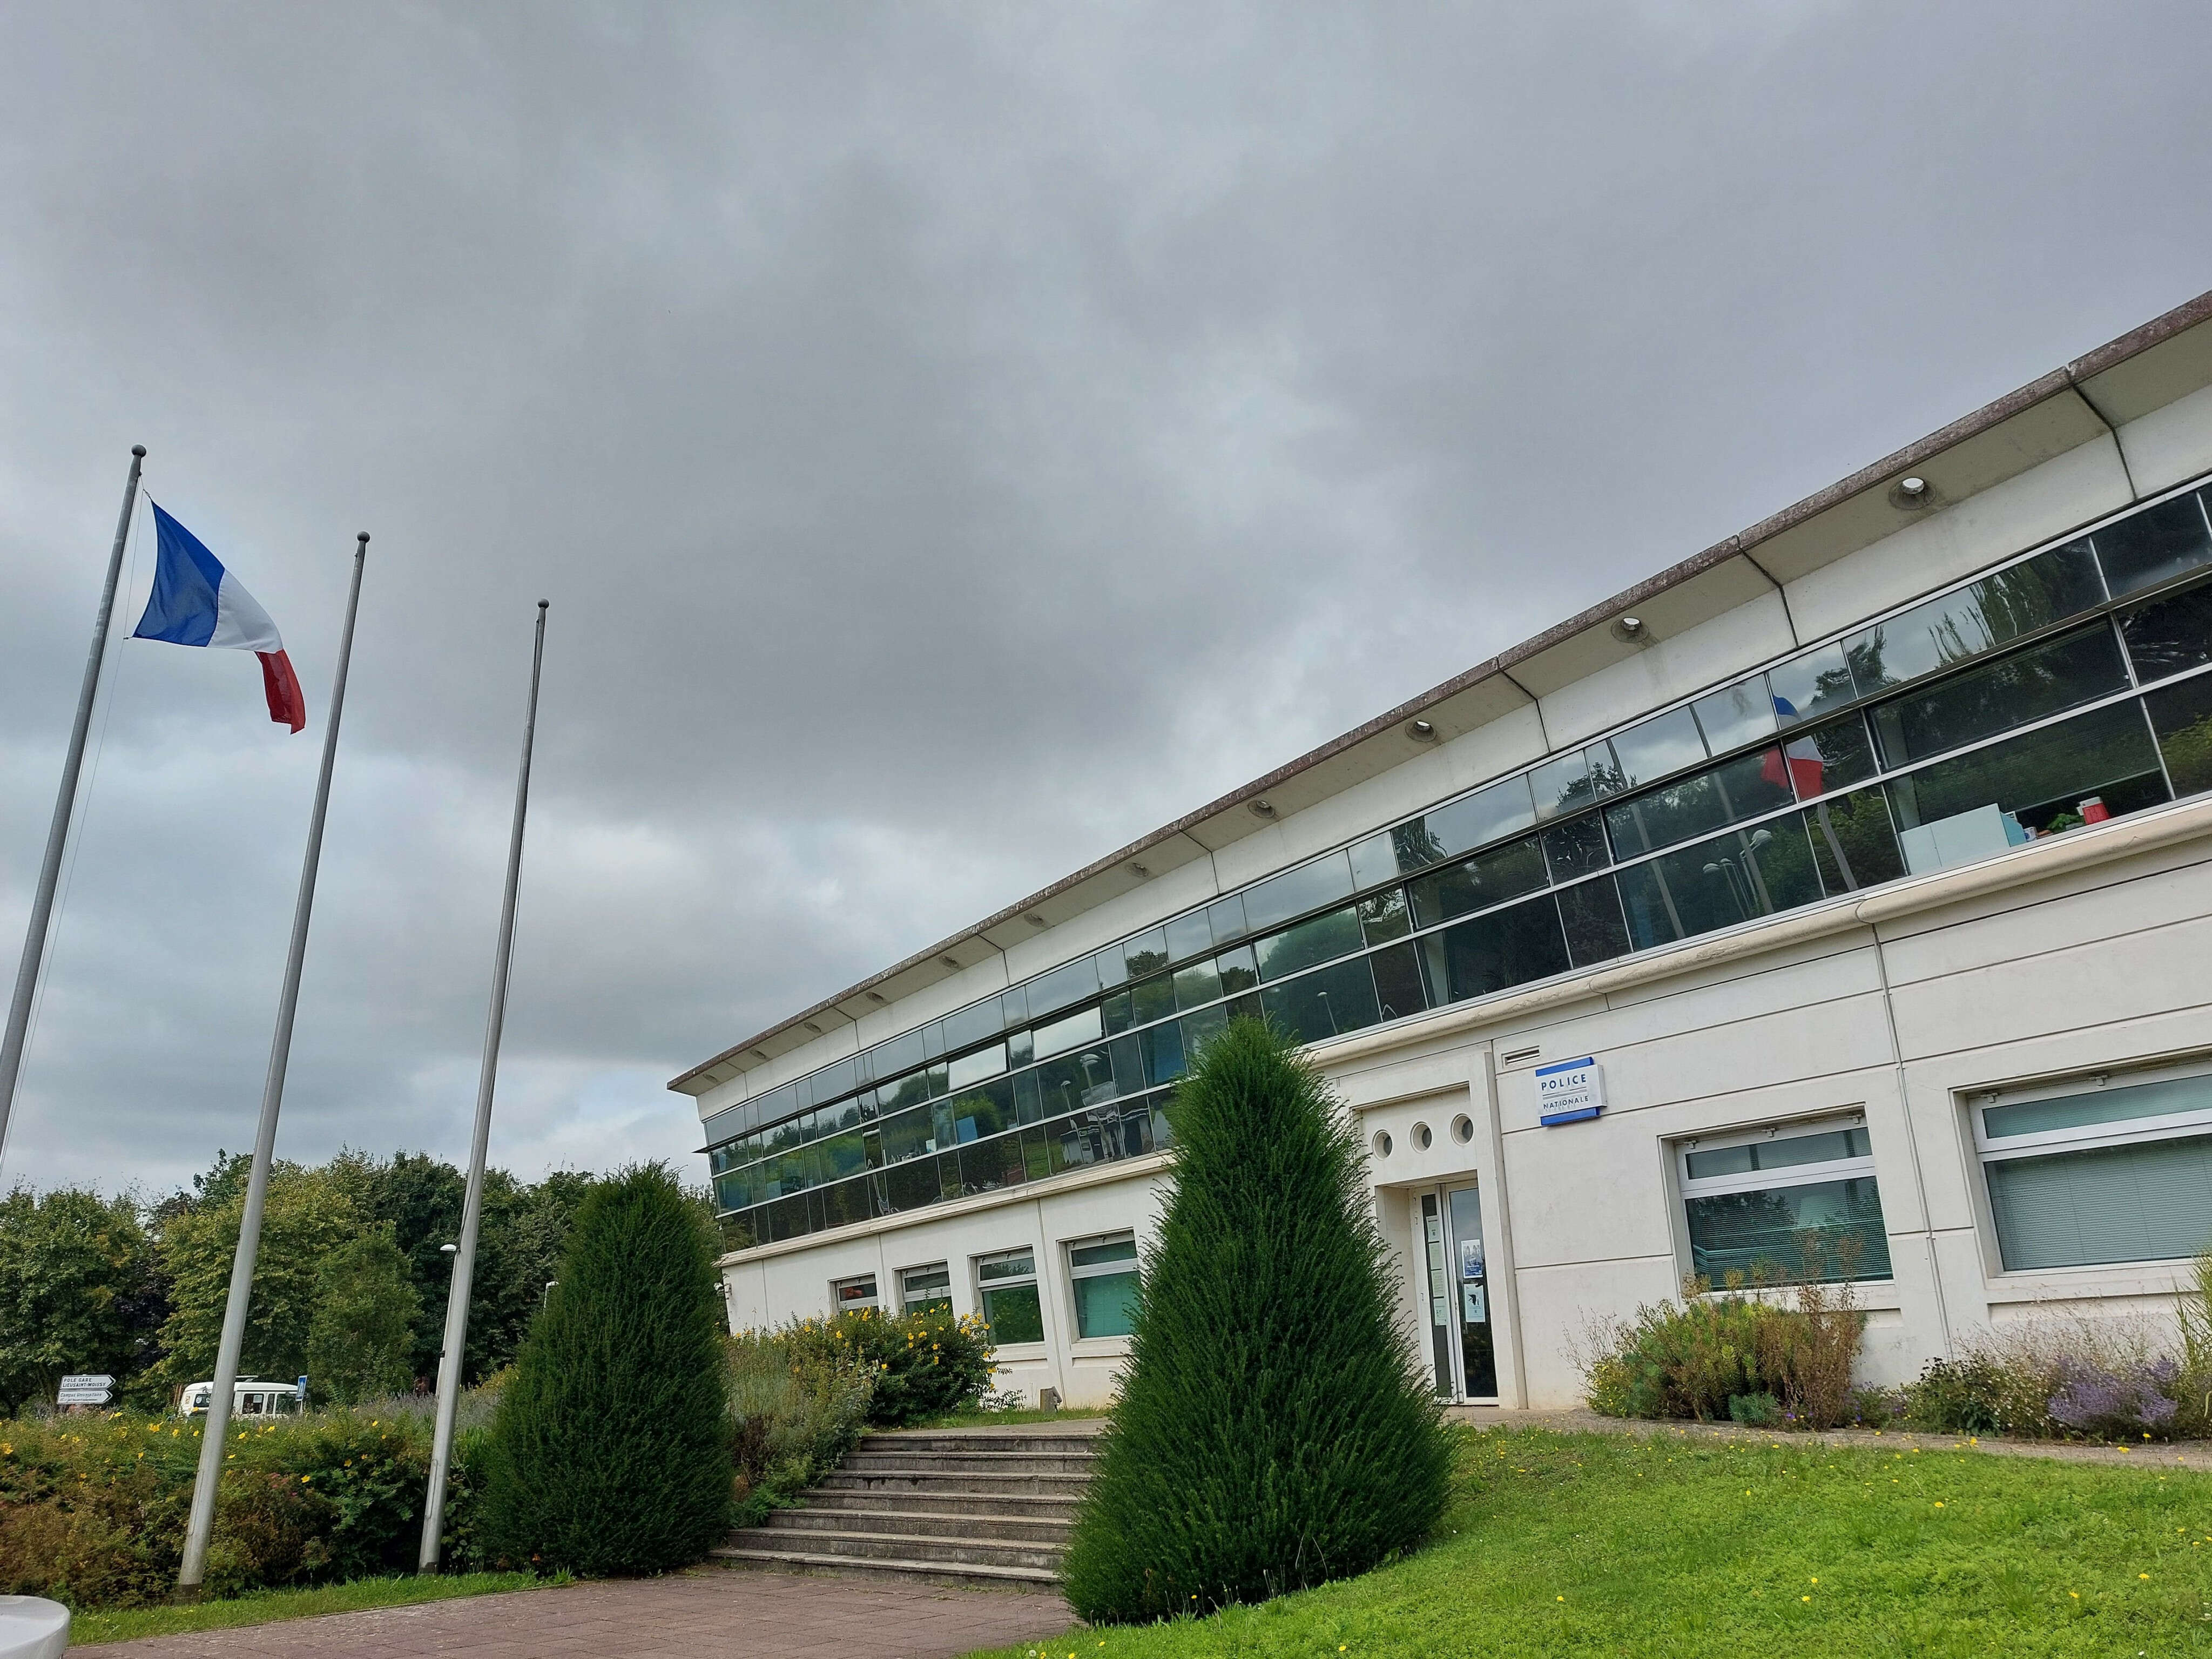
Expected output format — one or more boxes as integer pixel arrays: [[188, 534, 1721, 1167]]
[[1975, 1065, 2212, 1271]]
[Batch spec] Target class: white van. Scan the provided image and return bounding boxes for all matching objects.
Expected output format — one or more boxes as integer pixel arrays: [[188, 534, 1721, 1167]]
[[178, 1378, 305, 1418]]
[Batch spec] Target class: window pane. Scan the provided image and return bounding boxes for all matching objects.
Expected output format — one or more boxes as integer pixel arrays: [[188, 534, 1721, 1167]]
[[1846, 541, 2106, 695], [1983, 1073, 2212, 1139], [1357, 888, 1411, 946], [1540, 813, 1609, 881], [2095, 491, 2212, 597], [946, 1043, 1007, 1090], [1130, 972, 1175, 1026], [1033, 1003, 1103, 1060], [1614, 819, 1824, 950], [1602, 747, 1795, 859], [1691, 679, 1779, 754], [1557, 877, 1632, 968], [1072, 1271, 1139, 1339], [901, 1266, 952, 1313], [959, 1133, 1027, 1196], [1243, 851, 1355, 934], [1029, 957, 1100, 1019], [1419, 776, 1539, 865], [1164, 911, 1213, 965], [1255, 906, 1363, 981], [1100, 989, 1135, 1036], [2119, 579, 2212, 684], [882, 1155, 945, 1215], [981, 1281, 1045, 1343], [1350, 832, 1398, 891], [1869, 624, 2128, 769], [1258, 956, 1380, 1043], [1529, 751, 1595, 820], [1406, 837, 1548, 928], [1180, 1004, 1229, 1060], [1786, 714, 1877, 799], [1768, 642, 1858, 727], [1139, 1022, 1185, 1086], [1070, 1236, 1139, 1270], [948, 1077, 1016, 1143], [2147, 674, 2212, 797], [1886, 698, 2167, 849], [1988, 1135, 2212, 1270], [1216, 945, 1258, 996], [1172, 956, 1222, 1011], [1803, 789, 1907, 895], [977, 1249, 1035, 1282], [1206, 893, 1249, 946], [1094, 944, 1130, 990], [1370, 941, 1428, 1022], [1419, 892, 1571, 1004], [1685, 1177, 1890, 1284], [1123, 930, 1169, 980], [1610, 705, 1707, 786], [812, 1055, 858, 1105], [940, 1001, 1002, 1055]]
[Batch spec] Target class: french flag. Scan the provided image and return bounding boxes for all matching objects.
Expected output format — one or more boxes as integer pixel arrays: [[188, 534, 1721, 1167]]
[[132, 502, 307, 732], [1762, 694, 1825, 798]]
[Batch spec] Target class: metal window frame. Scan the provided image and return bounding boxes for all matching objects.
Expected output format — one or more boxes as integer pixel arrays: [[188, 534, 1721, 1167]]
[[1970, 1055, 2212, 1164], [1675, 1114, 1877, 1203]]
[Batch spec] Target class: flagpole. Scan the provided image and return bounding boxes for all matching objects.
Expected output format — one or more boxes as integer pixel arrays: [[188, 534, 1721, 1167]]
[[0, 446, 145, 1167], [177, 531, 371, 1596], [421, 600, 548, 1572]]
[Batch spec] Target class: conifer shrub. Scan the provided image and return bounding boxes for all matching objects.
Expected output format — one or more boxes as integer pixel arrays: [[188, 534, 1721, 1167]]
[[480, 1165, 730, 1575], [1060, 1019, 1453, 1623]]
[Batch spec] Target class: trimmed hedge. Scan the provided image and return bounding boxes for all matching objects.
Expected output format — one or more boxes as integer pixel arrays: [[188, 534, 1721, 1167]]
[[481, 1165, 730, 1575], [1061, 1019, 1453, 1622]]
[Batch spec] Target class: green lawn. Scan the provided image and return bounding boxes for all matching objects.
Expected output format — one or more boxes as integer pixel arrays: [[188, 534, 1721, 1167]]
[[973, 1425, 2212, 1657], [69, 1572, 557, 1647], [899, 1405, 1112, 1430]]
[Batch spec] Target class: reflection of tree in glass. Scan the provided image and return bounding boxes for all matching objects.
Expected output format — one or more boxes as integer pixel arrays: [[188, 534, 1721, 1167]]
[[1843, 635, 1887, 696], [1390, 819, 1448, 871]]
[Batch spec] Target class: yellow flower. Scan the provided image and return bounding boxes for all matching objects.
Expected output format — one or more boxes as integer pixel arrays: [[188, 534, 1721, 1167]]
[[2140, 1573, 2150, 1580]]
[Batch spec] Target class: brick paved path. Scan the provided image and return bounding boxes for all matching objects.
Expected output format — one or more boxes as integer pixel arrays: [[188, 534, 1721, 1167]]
[[93, 1569, 1076, 1658]]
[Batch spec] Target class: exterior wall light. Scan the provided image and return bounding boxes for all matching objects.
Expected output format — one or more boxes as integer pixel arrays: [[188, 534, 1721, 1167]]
[[1024, 914, 1049, 928], [1899, 475, 1928, 500], [1891, 474, 1934, 509], [1407, 718, 1438, 741], [1610, 615, 1648, 644], [939, 955, 962, 970], [1249, 798, 1277, 818], [1127, 861, 1150, 878]]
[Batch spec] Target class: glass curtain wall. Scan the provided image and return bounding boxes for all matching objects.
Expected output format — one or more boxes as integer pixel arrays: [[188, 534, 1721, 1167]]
[[711, 482, 2212, 1249]]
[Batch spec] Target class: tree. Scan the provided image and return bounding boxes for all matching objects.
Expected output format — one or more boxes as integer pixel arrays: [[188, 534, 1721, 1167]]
[[481, 1165, 729, 1575], [0, 1185, 160, 1414], [1060, 1018, 1453, 1623], [152, 1164, 358, 1394], [306, 1228, 422, 1404]]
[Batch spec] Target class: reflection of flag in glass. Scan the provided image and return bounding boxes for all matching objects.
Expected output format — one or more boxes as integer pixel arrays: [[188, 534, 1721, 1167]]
[[1762, 695, 1825, 798]]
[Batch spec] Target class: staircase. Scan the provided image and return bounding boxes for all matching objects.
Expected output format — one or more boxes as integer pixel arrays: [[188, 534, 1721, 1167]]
[[716, 1420, 1101, 1588]]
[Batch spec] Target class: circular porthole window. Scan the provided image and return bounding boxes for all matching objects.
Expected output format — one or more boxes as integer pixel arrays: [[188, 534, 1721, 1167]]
[[1372, 1129, 1393, 1158], [1413, 1122, 1433, 1151], [1452, 1114, 1475, 1144]]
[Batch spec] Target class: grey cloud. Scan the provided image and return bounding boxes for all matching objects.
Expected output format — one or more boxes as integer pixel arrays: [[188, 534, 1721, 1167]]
[[3, 1, 2210, 1193]]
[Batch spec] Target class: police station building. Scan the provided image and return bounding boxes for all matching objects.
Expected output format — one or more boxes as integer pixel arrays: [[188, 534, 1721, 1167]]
[[679, 291, 2212, 1411]]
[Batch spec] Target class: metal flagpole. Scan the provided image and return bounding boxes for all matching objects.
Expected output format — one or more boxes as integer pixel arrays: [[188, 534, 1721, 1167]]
[[177, 532, 372, 1595], [421, 601, 548, 1572], [0, 446, 145, 1165]]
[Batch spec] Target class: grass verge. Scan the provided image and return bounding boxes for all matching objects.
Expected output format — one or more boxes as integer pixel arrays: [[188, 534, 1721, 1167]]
[[70, 1571, 559, 1647], [971, 1424, 2212, 1657], [897, 1406, 1111, 1431]]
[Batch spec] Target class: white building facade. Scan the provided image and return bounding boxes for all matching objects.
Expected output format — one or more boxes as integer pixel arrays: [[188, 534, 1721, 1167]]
[[679, 291, 2212, 1411]]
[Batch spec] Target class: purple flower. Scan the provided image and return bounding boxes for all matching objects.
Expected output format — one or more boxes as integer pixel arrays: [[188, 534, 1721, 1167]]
[[2047, 1356, 2180, 1437]]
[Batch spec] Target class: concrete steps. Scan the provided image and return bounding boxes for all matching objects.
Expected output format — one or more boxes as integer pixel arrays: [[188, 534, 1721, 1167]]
[[716, 1420, 1103, 1588]]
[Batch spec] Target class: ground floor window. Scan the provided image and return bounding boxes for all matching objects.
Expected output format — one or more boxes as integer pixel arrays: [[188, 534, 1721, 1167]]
[[1976, 1063, 2212, 1271], [899, 1262, 952, 1316], [976, 1247, 1044, 1343], [1676, 1120, 1892, 1285], [1066, 1232, 1139, 1338], [831, 1273, 878, 1313]]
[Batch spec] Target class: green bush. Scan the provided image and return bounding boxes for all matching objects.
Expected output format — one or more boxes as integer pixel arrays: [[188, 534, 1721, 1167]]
[[779, 1305, 997, 1427], [1581, 1274, 1867, 1429], [1061, 1019, 1453, 1624], [480, 1165, 731, 1575], [0, 1401, 493, 1608], [306, 1229, 421, 1406], [725, 1330, 874, 1526]]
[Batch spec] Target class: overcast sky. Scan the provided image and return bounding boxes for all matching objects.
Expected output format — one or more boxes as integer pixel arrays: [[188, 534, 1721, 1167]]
[[4, 2, 2210, 1199]]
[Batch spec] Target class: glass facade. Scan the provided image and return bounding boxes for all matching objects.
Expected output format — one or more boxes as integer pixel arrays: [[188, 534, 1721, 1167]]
[[709, 481, 2212, 1248]]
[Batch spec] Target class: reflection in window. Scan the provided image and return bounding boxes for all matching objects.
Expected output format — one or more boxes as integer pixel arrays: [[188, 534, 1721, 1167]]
[[1869, 624, 2128, 770], [1886, 698, 2167, 846], [2094, 490, 2212, 597], [1357, 888, 1411, 946], [1216, 945, 1259, 996], [1406, 837, 1548, 929], [1242, 851, 1354, 934], [1256, 906, 1363, 981], [1616, 819, 1824, 950], [1557, 877, 1632, 967], [1845, 541, 2106, 695], [1068, 1233, 1141, 1339], [2121, 580, 2212, 684], [1768, 640, 1858, 728], [1418, 892, 1572, 1005], [1370, 941, 1428, 1021], [1528, 750, 1595, 820], [1602, 747, 1795, 859], [1540, 813, 1609, 881], [1680, 1123, 1890, 1285], [1418, 776, 1537, 867], [1802, 789, 1908, 895], [2147, 674, 2212, 797], [1692, 679, 1779, 753], [1609, 705, 1706, 787], [1259, 956, 1380, 1043]]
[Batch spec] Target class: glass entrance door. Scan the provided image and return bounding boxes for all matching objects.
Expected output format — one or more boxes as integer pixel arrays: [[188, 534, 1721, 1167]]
[[1444, 1183, 1499, 1400], [1419, 1193, 1454, 1397]]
